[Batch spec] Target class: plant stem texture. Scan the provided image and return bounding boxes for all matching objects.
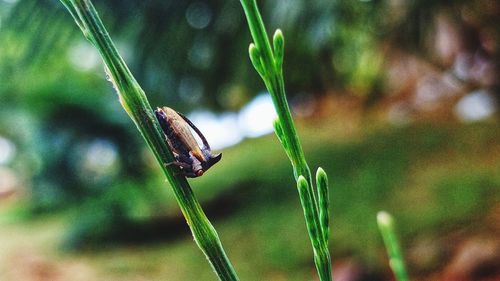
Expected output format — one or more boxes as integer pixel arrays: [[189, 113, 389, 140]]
[[58, 1, 239, 280]]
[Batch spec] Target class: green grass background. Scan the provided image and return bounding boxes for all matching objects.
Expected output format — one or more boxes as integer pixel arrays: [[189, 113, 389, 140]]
[[1, 121, 498, 280]]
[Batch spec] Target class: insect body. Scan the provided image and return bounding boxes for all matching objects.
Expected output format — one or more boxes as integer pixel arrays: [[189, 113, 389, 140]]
[[154, 106, 222, 178]]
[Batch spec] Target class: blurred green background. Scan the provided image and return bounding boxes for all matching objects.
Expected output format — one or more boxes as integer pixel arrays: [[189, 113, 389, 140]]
[[0, 0, 499, 280]]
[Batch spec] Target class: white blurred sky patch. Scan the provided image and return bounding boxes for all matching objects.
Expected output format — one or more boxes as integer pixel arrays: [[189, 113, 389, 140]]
[[238, 93, 277, 138], [188, 93, 276, 150], [0, 135, 16, 165], [188, 111, 243, 150], [455, 89, 496, 122]]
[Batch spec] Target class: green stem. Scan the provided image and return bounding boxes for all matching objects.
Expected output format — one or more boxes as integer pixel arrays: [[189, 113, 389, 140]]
[[59, 1, 239, 280], [241, 1, 309, 179], [239, 0, 332, 280], [377, 211, 410, 281]]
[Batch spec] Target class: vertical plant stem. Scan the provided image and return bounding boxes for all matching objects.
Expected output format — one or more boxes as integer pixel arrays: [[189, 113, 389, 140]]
[[242, 1, 310, 180], [59, 1, 239, 280], [377, 211, 410, 281], [239, 0, 332, 280]]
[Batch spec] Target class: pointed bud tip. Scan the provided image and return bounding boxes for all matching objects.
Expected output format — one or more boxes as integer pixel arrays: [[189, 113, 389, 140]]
[[273, 29, 284, 44], [297, 175, 308, 187], [316, 167, 326, 177], [377, 211, 393, 226], [316, 167, 328, 187], [248, 43, 266, 75], [274, 29, 283, 39], [273, 29, 285, 67], [248, 43, 259, 57]]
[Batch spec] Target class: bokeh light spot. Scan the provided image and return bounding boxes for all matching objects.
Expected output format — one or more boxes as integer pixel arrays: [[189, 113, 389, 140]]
[[186, 2, 212, 29], [179, 76, 203, 104], [68, 41, 100, 71], [455, 90, 496, 122]]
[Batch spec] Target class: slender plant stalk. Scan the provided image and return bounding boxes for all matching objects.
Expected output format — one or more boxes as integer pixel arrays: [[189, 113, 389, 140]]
[[58, 1, 239, 280], [238, 0, 332, 280], [377, 211, 410, 281]]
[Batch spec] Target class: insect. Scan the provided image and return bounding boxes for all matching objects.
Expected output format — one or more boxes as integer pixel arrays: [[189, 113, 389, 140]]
[[154, 106, 222, 178]]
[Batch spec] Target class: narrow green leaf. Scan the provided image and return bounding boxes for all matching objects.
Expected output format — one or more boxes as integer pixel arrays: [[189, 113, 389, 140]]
[[272, 29, 284, 70], [297, 176, 332, 281], [377, 211, 410, 281], [248, 43, 266, 78], [316, 167, 329, 244], [297, 176, 322, 250], [273, 117, 291, 157]]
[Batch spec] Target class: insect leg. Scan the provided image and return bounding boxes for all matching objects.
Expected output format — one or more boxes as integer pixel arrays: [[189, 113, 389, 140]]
[[165, 161, 192, 169], [183, 172, 199, 178]]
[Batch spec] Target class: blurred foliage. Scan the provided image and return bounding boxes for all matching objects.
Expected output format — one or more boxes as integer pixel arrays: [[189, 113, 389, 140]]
[[1, 122, 496, 281], [57, 121, 499, 253], [3, 0, 498, 110]]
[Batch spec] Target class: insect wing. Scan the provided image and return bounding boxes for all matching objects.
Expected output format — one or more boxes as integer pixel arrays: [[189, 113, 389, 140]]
[[175, 110, 213, 150], [176, 111, 222, 168], [162, 107, 205, 160]]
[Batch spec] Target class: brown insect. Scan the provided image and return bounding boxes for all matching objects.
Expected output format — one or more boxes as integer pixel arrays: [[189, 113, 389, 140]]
[[155, 106, 222, 178]]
